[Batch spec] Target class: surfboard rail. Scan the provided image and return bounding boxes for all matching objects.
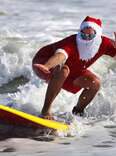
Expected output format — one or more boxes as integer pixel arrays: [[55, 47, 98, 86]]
[[0, 105, 68, 132]]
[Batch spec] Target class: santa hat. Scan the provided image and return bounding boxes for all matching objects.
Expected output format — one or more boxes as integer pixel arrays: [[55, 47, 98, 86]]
[[80, 16, 102, 36]]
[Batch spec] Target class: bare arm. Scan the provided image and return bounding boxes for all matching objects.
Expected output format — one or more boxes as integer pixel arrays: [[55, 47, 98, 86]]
[[111, 32, 116, 49], [110, 32, 116, 60], [33, 52, 67, 73]]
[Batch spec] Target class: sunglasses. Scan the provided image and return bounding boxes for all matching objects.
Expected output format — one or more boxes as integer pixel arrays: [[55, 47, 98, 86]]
[[80, 31, 96, 40]]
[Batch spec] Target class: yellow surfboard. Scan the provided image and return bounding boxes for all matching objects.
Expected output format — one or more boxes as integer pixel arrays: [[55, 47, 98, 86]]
[[0, 105, 68, 132]]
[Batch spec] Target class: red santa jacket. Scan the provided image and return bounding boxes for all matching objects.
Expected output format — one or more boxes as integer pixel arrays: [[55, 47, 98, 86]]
[[33, 34, 116, 93], [35, 34, 116, 76]]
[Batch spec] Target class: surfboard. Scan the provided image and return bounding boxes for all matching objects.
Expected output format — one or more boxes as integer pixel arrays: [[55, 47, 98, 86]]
[[0, 105, 68, 132]]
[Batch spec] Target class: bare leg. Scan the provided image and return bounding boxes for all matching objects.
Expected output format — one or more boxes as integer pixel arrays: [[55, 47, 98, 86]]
[[41, 65, 70, 119], [72, 70, 100, 115]]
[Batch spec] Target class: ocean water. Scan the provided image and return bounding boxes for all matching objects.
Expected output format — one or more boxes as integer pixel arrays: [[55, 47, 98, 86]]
[[0, 0, 116, 155]]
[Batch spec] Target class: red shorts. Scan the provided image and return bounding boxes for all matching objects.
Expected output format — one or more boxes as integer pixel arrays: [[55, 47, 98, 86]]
[[32, 53, 87, 94]]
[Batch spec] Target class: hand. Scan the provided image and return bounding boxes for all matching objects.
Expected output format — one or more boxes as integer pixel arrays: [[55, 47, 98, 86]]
[[33, 64, 50, 74], [110, 32, 116, 49]]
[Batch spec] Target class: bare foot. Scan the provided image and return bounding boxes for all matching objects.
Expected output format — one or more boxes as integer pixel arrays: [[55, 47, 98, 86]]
[[40, 112, 55, 120]]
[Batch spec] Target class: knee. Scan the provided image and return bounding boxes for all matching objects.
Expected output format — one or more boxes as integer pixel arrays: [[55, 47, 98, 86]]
[[52, 65, 70, 79], [61, 65, 70, 78], [91, 77, 101, 91]]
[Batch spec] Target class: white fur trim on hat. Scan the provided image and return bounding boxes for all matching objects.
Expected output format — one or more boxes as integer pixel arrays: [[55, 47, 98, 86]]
[[80, 21, 102, 36]]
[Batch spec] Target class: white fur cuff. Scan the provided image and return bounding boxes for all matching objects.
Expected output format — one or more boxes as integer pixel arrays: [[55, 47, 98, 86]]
[[55, 48, 68, 60]]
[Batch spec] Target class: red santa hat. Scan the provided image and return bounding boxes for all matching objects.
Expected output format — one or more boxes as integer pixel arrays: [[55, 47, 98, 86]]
[[80, 16, 102, 36]]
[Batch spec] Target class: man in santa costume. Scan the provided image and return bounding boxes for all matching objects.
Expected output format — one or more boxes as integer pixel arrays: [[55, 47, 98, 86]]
[[32, 16, 116, 119]]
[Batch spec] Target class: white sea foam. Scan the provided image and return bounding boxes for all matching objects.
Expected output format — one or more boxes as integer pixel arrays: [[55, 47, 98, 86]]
[[0, 0, 116, 155]]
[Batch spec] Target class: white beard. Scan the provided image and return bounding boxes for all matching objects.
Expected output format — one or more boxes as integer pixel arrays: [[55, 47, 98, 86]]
[[76, 32, 102, 61]]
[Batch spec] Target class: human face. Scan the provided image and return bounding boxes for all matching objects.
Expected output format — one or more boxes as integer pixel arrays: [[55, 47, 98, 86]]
[[80, 27, 96, 40]]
